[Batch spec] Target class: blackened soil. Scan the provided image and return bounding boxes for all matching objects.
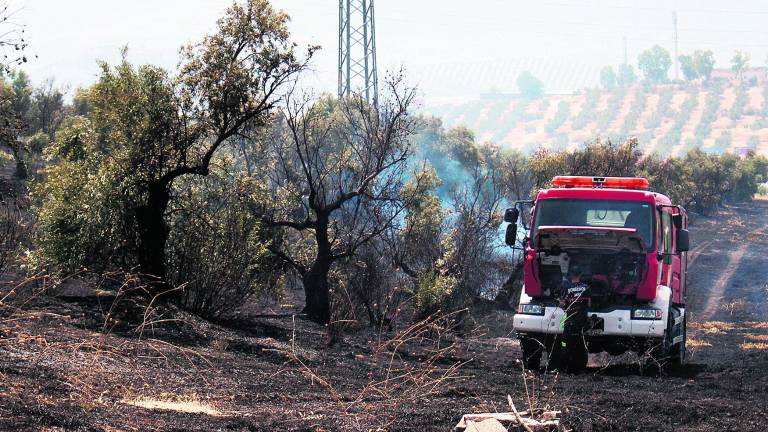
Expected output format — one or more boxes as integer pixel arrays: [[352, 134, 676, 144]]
[[0, 203, 767, 431]]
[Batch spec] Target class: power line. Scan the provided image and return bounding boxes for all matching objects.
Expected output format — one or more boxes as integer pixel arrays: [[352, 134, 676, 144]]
[[378, 15, 768, 49], [532, 1, 768, 16]]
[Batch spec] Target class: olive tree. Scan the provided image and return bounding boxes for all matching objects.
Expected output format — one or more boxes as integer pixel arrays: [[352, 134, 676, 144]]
[[34, 0, 309, 296], [254, 78, 417, 323]]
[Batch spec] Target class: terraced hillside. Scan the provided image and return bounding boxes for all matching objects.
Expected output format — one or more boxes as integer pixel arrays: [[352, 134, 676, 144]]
[[426, 77, 768, 157]]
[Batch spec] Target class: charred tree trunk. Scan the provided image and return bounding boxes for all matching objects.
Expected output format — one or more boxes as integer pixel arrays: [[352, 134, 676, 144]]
[[495, 261, 524, 309], [10, 143, 27, 180], [135, 182, 172, 296], [302, 214, 333, 323]]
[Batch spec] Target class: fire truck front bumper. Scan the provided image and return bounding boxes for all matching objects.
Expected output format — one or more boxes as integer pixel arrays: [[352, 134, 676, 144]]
[[513, 285, 673, 339], [513, 306, 666, 338]]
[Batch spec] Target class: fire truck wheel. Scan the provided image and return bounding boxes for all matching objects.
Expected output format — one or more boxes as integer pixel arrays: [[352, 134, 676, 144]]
[[650, 306, 680, 368], [670, 314, 686, 366], [520, 337, 543, 370]]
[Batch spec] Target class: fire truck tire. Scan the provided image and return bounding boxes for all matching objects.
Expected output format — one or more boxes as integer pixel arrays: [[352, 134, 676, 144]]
[[520, 337, 543, 370], [651, 306, 681, 368], [670, 313, 686, 365]]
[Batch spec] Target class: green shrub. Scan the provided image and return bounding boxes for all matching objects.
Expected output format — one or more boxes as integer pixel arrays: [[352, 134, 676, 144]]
[[644, 89, 673, 130], [25, 131, 50, 154], [530, 138, 768, 215], [572, 89, 600, 130], [709, 130, 732, 154], [167, 175, 282, 319], [658, 89, 698, 150], [620, 87, 647, 136], [415, 271, 459, 317], [729, 83, 748, 121], [596, 88, 625, 131], [545, 101, 569, 133], [695, 84, 723, 140]]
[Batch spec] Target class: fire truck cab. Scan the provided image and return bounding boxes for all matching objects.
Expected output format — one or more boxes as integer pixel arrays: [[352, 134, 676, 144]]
[[505, 176, 690, 371]]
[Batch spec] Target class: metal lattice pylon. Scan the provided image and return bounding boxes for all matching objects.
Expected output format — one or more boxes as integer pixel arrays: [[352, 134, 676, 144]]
[[338, 0, 378, 103]]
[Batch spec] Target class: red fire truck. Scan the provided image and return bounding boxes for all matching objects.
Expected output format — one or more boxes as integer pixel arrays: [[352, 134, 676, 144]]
[[504, 176, 690, 371]]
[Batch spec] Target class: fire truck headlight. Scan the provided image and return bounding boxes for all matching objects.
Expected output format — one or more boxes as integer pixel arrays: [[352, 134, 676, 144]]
[[632, 308, 663, 320], [517, 304, 545, 315]]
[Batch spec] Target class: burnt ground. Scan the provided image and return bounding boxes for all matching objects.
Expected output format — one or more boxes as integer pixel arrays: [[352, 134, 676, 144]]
[[0, 202, 767, 431]]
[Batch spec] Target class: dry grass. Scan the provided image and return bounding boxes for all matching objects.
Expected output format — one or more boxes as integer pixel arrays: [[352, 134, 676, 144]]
[[122, 394, 220, 416], [701, 321, 736, 334], [745, 322, 768, 330], [275, 311, 472, 429], [687, 338, 712, 348], [744, 334, 768, 342], [739, 342, 768, 350]]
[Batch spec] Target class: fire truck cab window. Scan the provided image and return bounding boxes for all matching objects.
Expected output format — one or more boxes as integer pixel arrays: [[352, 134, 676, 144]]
[[661, 210, 673, 254], [534, 199, 654, 251]]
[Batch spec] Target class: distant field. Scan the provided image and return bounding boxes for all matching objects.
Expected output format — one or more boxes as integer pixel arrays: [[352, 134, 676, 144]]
[[426, 78, 768, 157]]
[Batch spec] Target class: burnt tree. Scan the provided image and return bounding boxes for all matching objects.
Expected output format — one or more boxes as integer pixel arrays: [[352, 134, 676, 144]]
[[256, 77, 416, 323]]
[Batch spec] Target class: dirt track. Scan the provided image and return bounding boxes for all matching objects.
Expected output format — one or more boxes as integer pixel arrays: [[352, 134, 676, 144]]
[[0, 202, 767, 431]]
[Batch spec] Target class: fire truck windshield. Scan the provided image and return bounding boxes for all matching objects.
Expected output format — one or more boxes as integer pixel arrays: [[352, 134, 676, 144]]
[[532, 199, 654, 251]]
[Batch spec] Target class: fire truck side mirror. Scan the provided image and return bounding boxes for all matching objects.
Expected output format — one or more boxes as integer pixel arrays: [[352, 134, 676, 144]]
[[672, 213, 683, 230], [505, 223, 518, 246], [504, 207, 519, 223], [676, 229, 690, 252]]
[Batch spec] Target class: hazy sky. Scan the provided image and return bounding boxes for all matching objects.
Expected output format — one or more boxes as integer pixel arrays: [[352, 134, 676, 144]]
[[15, 0, 768, 102]]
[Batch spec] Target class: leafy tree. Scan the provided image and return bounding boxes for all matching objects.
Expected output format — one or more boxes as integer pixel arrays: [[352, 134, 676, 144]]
[[678, 54, 698, 81], [33, 0, 309, 296], [0, 74, 26, 177], [729, 154, 768, 202], [597, 87, 624, 131], [617, 64, 637, 87], [393, 149, 507, 317], [529, 137, 642, 190], [528, 138, 765, 215], [640, 156, 695, 207], [638, 45, 672, 83], [545, 101, 569, 133], [572, 88, 599, 130], [10, 71, 32, 119], [388, 166, 447, 307], [730, 83, 748, 120], [444, 126, 482, 168], [29, 80, 65, 140], [684, 150, 736, 213], [600, 66, 617, 90], [497, 147, 531, 201], [693, 50, 715, 81], [516, 71, 544, 99], [620, 86, 646, 135], [731, 49, 751, 79]]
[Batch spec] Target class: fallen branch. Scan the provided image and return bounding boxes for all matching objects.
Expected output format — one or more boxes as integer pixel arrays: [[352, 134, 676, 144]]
[[453, 396, 561, 432], [509, 395, 535, 432]]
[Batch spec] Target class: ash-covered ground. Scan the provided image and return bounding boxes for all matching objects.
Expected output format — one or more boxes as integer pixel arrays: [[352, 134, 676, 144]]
[[1, 202, 767, 431]]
